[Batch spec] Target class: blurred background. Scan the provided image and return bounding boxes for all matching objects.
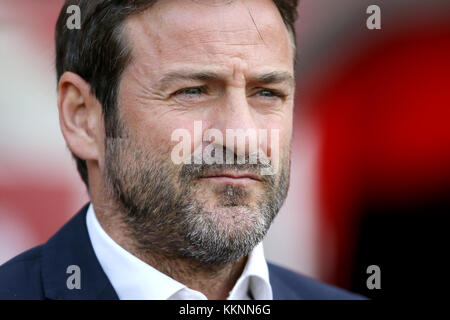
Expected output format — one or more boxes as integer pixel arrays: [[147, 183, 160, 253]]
[[1, 0, 449, 299]]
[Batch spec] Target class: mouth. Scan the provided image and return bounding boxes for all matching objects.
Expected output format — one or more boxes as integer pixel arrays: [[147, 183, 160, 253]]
[[199, 172, 261, 186]]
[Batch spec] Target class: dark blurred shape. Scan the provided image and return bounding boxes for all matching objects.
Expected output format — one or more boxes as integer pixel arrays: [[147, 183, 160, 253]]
[[351, 190, 450, 299]]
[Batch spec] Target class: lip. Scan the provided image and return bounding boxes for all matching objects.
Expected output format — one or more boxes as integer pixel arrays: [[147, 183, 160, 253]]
[[201, 172, 261, 181], [199, 172, 261, 185]]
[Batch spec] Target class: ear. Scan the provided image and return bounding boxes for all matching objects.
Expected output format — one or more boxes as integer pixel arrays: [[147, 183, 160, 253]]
[[57, 72, 104, 164]]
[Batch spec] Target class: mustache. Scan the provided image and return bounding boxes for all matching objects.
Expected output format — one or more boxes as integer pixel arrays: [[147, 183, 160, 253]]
[[179, 147, 275, 184]]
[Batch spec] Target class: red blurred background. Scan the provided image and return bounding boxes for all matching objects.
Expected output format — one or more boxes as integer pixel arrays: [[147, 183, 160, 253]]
[[1, 0, 449, 298]]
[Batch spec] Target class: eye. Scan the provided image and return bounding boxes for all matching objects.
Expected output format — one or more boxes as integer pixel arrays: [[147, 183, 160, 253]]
[[174, 86, 205, 96], [256, 89, 286, 98]]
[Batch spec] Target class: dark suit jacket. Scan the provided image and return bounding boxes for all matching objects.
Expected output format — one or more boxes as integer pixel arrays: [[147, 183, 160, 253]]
[[0, 203, 365, 300]]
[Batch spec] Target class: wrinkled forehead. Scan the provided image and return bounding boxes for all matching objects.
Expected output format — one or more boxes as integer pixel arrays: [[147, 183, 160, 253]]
[[123, 0, 293, 71]]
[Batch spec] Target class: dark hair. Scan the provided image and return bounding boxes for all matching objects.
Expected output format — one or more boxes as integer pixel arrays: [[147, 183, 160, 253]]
[[55, 0, 299, 189]]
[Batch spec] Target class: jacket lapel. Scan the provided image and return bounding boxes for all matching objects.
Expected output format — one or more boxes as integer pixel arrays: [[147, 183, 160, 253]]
[[41, 203, 118, 300], [268, 263, 304, 299]]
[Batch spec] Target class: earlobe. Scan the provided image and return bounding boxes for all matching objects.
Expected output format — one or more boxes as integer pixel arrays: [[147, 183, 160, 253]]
[[57, 72, 103, 162]]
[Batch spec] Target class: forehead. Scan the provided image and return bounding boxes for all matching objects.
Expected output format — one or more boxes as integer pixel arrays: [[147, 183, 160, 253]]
[[123, 0, 293, 74]]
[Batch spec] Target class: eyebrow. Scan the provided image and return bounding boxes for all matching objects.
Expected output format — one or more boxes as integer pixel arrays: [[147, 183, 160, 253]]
[[252, 71, 295, 86], [156, 70, 295, 91]]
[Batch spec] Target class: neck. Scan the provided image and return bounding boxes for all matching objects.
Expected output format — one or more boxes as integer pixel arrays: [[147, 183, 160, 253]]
[[91, 200, 248, 300], [137, 250, 248, 300]]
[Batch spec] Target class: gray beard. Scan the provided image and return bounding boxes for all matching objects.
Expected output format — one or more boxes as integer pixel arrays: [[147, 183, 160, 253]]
[[104, 134, 290, 265]]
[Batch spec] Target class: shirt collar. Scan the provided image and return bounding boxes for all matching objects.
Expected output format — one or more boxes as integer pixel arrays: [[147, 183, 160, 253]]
[[86, 203, 272, 300], [227, 240, 272, 300]]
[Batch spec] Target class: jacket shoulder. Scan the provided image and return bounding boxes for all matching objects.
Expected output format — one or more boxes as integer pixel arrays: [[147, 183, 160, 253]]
[[268, 262, 367, 300], [0, 245, 45, 299]]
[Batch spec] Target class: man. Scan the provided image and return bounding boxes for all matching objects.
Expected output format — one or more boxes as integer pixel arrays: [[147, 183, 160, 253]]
[[0, 0, 364, 300]]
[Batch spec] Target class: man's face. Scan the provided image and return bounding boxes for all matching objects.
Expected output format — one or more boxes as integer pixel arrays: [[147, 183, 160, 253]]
[[104, 0, 295, 264]]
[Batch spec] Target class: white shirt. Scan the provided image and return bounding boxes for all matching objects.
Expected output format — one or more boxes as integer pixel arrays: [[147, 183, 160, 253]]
[[86, 204, 273, 300]]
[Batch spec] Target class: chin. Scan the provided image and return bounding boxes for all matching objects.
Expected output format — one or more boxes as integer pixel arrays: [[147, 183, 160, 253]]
[[204, 206, 261, 225]]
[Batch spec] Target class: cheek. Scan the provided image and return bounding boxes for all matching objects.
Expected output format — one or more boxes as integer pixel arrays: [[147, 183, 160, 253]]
[[133, 117, 201, 162], [256, 114, 292, 152]]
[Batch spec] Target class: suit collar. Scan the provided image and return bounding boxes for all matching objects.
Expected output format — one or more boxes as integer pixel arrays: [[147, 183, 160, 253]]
[[267, 263, 305, 299], [41, 203, 118, 300]]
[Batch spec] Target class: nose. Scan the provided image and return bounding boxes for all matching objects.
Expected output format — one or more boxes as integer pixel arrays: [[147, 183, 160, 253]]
[[209, 87, 261, 162]]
